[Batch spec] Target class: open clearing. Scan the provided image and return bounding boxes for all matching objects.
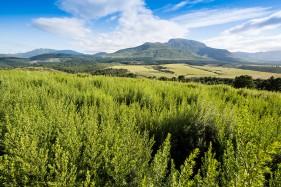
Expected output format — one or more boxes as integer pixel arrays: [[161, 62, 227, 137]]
[[111, 64, 281, 79], [111, 65, 176, 78]]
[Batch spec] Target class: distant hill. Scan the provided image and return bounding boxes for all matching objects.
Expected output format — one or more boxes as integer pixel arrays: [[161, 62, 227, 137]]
[[105, 39, 241, 63], [94, 52, 108, 57], [0, 57, 30, 68], [233, 51, 281, 62], [1, 48, 84, 58], [30, 53, 74, 61]]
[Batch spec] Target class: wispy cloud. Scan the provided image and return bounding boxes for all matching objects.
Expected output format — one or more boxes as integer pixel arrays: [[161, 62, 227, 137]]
[[161, 0, 213, 12], [57, 0, 144, 20], [172, 7, 272, 28], [224, 11, 281, 35], [205, 11, 281, 52], [32, 17, 91, 39], [205, 34, 281, 52]]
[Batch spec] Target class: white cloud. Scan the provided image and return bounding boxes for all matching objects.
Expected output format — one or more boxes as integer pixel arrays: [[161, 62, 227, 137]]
[[57, 0, 144, 20], [205, 34, 281, 52], [106, 15, 118, 22], [224, 11, 281, 35], [32, 17, 91, 39], [32, 0, 279, 54], [74, 5, 188, 53], [172, 7, 272, 28], [34, 0, 188, 53]]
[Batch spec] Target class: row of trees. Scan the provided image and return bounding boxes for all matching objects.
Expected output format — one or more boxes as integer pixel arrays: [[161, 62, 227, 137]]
[[239, 65, 281, 74], [157, 75, 281, 92]]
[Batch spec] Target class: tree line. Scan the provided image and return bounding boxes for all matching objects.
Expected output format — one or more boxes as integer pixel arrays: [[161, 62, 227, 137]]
[[157, 75, 281, 92]]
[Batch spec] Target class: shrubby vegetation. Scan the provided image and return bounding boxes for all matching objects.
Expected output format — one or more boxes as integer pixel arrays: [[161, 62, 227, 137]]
[[233, 75, 256, 89], [0, 57, 30, 68], [160, 76, 281, 92], [92, 68, 136, 77], [0, 70, 281, 186], [239, 65, 281, 74], [152, 65, 174, 74], [34, 61, 111, 74]]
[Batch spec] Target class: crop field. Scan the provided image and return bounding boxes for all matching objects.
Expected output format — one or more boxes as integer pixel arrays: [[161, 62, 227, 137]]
[[111, 64, 281, 79], [192, 65, 281, 79]]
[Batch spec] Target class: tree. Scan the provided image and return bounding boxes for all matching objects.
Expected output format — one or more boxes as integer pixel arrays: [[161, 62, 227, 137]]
[[233, 75, 255, 89], [178, 75, 186, 82]]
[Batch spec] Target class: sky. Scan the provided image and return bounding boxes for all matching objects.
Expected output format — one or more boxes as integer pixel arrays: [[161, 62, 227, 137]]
[[1, 0, 281, 54]]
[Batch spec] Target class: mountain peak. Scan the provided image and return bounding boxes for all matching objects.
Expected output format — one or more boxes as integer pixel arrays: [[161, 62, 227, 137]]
[[167, 38, 206, 52]]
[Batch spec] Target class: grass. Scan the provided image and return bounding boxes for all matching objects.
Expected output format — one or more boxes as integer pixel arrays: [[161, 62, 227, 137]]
[[111, 64, 281, 79], [163, 64, 217, 77], [111, 65, 176, 78], [192, 65, 281, 79]]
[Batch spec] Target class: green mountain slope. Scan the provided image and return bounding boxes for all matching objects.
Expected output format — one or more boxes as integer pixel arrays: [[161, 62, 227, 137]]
[[0, 57, 30, 68], [106, 38, 241, 63]]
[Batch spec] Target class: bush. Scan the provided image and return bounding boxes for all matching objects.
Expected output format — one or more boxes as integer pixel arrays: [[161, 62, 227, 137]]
[[233, 75, 255, 89]]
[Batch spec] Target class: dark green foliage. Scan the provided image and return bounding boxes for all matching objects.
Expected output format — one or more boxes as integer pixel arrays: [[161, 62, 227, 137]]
[[93, 68, 136, 77], [0, 57, 30, 68], [178, 75, 185, 82], [0, 70, 281, 186], [239, 65, 281, 74], [233, 75, 256, 88], [153, 65, 174, 74], [263, 77, 281, 91], [35, 61, 111, 74], [186, 77, 234, 85]]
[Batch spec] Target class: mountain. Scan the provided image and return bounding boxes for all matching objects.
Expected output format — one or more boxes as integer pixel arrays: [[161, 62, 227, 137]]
[[1, 48, 84, 58], [233, 51, 281, 62], [94, 52, 108, 57], [106, 39, 241, 63]]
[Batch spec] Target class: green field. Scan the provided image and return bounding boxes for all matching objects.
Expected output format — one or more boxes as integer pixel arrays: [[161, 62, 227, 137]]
[[0, 69, 281, 186], [112, 64, 281, 79]]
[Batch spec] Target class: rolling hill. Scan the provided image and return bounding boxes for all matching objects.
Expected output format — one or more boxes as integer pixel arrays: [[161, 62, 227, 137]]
[[0, 57, 30, 68]]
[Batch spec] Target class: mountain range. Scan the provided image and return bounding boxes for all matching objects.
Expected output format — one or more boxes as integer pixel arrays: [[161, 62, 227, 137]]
[[233, 51, 281, 62], [1, 39, 281, 64], [0, 48, 83, 58], [105, 39, 240, 63]]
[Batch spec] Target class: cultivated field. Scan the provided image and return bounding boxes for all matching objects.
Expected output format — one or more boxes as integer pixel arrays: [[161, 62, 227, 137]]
[[111, 64, 281, 79]]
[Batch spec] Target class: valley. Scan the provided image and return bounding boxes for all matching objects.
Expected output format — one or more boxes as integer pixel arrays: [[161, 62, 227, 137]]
[[111, 64, 281, 79]]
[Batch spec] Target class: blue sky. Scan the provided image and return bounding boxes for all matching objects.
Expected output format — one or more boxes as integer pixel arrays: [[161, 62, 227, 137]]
[[1, 0, 281, 54]]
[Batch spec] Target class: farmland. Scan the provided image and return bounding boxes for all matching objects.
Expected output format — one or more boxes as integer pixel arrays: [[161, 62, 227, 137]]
[[111, 64, 281, 79]]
